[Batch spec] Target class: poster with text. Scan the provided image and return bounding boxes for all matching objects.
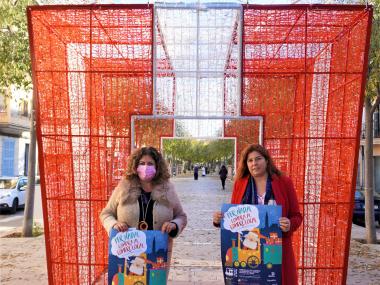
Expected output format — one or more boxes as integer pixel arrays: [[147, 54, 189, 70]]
[[108, 228, 168, 285], [221, 204, 282, 285]]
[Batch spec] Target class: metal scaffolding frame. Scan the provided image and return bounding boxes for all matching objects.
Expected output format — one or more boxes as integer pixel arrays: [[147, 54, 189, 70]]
[[131, 114, 264, 148], [27, 3, 373, 285], [154, 2, 242, 119]]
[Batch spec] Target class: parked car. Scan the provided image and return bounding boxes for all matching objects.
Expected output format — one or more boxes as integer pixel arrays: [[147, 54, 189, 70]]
[[353, 190, 380, 225], [0, 176, 28, 214]]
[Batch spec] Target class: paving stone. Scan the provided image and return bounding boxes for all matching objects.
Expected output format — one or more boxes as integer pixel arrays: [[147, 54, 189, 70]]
[[169, 176, 230, 283]]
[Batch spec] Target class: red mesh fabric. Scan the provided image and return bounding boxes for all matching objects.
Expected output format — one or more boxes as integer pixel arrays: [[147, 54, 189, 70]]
[[28, 5, 157, 284], [243, 5, 372, 284], [28, 4, 372, 285], [134, 118, 174, 149], [224, 119, 260, 162]]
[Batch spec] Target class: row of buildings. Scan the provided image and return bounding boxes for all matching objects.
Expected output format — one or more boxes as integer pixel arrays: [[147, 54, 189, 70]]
[[0, 88, 33, 177]]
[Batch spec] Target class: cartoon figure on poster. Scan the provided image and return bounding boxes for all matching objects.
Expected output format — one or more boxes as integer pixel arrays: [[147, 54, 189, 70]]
[[108, 228, 168, 285], [221, 204, 282, 285]]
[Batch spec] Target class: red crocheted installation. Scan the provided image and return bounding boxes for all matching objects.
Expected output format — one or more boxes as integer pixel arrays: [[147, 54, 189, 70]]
[[242, 5, 372, 284], [28, 5, 158, 284], [28, 4, 372, 284]]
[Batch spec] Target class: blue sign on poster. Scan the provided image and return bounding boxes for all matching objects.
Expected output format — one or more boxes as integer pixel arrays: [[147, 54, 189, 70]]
[[221, 204, 282, 285], [108, 228, 168, 285]]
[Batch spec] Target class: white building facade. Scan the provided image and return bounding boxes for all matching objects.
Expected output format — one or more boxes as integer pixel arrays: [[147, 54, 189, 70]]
[[0, 88, 32, 176]]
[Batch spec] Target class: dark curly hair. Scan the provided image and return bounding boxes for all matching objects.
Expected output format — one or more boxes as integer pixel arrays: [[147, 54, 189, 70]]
[[125, 146, 170, 185], [235, 144, 281, 180]]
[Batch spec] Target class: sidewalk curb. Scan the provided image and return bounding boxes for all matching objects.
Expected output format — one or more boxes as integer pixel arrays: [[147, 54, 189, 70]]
[[0, 226, 21, 238]]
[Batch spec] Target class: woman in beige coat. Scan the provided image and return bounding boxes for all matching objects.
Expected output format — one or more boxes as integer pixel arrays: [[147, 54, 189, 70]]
[[100, 146, 187, 262]]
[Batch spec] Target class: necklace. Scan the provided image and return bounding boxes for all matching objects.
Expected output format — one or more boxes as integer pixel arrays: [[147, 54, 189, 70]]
[[138, 194, 152, 231]]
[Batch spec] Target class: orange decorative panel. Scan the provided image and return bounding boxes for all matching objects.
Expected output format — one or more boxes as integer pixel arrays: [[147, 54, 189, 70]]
[[28, 4, 372, 285], [243, 5, 372, 285]]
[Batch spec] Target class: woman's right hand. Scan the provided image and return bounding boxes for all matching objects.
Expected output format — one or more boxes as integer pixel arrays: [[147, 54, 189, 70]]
[[213, 211, 223, 225], [113, 222, 128, 232]]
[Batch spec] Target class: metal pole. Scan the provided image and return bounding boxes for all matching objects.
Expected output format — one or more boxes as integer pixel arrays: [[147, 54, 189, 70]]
[[131, 114, 263, 120], [153, 6, 157, 114], [238, 5, 243, 116], [22, 107, 37, 237], [196, 1, 200, 117], [131, 117, 135, 153]]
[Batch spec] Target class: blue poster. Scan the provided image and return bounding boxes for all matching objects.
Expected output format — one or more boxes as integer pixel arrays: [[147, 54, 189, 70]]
[[108, 228, 168, 285], [221, 204, 282, 285]]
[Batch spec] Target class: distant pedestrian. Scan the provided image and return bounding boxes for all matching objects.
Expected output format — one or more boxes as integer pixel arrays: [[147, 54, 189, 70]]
[[194, 165, 199, 180], [201, 166, 206, 177], [219, 165, 228, 190]]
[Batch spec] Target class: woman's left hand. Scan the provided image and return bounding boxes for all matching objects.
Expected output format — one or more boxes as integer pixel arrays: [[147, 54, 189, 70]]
[[279, 217, 291, 232], [161, 222, 177, 233]]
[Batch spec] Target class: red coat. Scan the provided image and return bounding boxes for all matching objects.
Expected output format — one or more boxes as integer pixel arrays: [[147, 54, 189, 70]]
[[231, 175, 302, 285]]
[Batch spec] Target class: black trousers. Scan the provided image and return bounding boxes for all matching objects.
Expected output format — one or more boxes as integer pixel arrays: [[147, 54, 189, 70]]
[[221, 177, 226, 189]]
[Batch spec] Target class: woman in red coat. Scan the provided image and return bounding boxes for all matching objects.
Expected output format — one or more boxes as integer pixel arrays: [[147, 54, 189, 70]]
[[213, 144, 302, 285]]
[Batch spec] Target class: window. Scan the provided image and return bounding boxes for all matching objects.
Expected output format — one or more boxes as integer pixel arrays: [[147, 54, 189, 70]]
[[1, 138, 15, 176], [18, 99, 29, 117], [18, 179, 27, 190]]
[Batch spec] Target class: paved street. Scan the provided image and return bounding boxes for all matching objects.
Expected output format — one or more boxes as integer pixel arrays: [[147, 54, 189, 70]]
[[0, 210, 25, 234], [169, 176, 232, 284], [0, 185, 43, 235]]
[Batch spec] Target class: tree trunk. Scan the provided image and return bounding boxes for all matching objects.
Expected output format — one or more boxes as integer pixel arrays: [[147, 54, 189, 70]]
[[22, 108, 37, 237], [364, 97, 377, 244]]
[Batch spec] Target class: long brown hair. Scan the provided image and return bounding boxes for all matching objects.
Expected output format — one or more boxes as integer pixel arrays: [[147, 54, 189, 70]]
[[235, 144, 281, 180], [125, 146, 170, 185]]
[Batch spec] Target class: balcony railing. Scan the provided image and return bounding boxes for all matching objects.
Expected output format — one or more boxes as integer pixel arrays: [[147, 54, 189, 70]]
[[361, 108, 380, 139], [0, 101, 30, 135], [360, 129, 380, 139]]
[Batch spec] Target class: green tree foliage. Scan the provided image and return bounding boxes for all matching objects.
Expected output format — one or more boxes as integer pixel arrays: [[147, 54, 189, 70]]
[[162, 138, 235, 166], [0, 0, 36, 96], [366, 0, 379, 100], [162, 139, 192, 163]]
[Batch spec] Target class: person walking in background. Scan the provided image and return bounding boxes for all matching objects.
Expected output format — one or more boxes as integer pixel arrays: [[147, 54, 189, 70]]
[[193, 164, 199, 180], [213, 144, 302, 285], [201, 166, 206, 177], [100, 146, 187, 266], [219, 165, 228, 190]]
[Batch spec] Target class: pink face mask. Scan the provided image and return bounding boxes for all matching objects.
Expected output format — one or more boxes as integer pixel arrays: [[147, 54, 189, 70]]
[[137, 165, 156, 181]]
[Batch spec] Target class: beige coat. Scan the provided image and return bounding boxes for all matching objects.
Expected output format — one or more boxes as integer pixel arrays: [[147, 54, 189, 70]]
[[100, 178, 187, 237]]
